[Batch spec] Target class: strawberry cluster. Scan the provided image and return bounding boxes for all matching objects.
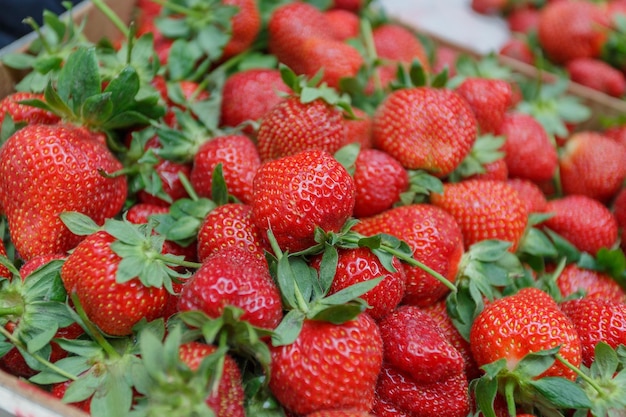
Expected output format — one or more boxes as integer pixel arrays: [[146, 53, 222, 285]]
[[0, 0, 626, 416], [474, 0, 626, 98]]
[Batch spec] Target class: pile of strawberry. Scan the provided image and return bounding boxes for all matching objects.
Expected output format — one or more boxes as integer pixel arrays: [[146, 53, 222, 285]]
[[473, 0, 626, 99], [1, 0, 626, 416]]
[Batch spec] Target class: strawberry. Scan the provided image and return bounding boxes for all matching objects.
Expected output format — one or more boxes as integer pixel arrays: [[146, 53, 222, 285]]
[[470, 287, 582, 380], [506, 178, 548, 214], [219, 68, 290, 135], [178, 246, 283, 330], [455, 77, 513, 134], [559, 297, 626, 367], [221, 0, 262, 61], [0, 124, 127, 261], [499, 37, 536, 65], [310, 247, 406, 321], [305, 410, 375, 417], [375, 363, 470, 417], [324, 9, 360, 42], [190, 134, 261, 204], [430, 179, 529, 252], [542, 195, 618, 256], [496, 112, 558, 183], [554, 263, 626, 303], [137, 158, 192, 207], [50, 379, 92, 413], [269, 312, 383, 415], [467, 158, 508, 182], [352, 148, 409, 218], [559, 131, 626, 203], [378, 305, 465, 383], [0, 239, 10, 279], [330, 0, 363, 12], [506, 6, 541, 34], [433, 45, 461, 77], [256, 67, 350, 162], [612, 187, 626, 229], [196, 203, 267, 262], [344, 107, 373, 149], [0, 92, 60, 128], [372, 86, 477, 177], [251, 149, 355, 253], [537, 0, 610, 64], [353, 204, 464, 307], [566, 57, 626, 97]]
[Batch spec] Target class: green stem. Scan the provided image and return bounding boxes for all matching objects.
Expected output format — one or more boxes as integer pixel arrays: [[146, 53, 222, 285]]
[[90, 0, 130, 39], [359, 18, 383, 94], [178, 171, 199, 201], [0, 305, 24, 317], [154, 253, 202, 269], [70, 293, 121, 360], [0, 326, 78, 381], [23, 17, 52, 54], [504, 378, 517, 417], [555, 354, 607, 397]]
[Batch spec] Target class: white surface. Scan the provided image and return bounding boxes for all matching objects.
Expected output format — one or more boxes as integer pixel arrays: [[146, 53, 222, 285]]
[[380, 0, 511, 54]]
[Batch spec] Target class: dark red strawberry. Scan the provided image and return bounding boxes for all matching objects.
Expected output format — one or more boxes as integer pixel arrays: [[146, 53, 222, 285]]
[[251, 149, 355, 253]]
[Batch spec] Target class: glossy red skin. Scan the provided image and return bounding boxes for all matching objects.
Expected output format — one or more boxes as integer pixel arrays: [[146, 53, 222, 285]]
[[372, 87, 477, 177], [455, 77, 512, 134], [560, 297, 626, 367], [353, 149, 408, 219], [0, 124, 127, 261], [60, 231, 168, 336], [310, 247, 406, 321], [221, 0, 261, 61], [190, 135, 261, 204], [497, 112, 558, 183], [219, 68, 290, 134], [178, 246, 282, 330], [0, 240, 10, 279], [269, 313, 383, 416], [354, 204, 464, 307], [252, 149, 355, 253], [537, 0, 609, 64], [431, 179, 528, 252], [542, 194, 618, 256], [470, 287, 582, 380], [371, 395, 411, 417], [420, 300, 481, 380], [378, 305, 464, 383], [178, 342, 246, 417], [324, 9, 360, 41], [506, 178, 548, 214], [0, 92, 60, 128], [196, 203, 267, 262], [373, 23, 431, 77], [375, 363, 470, 417], [257, 97, 346, 162], [297, 37, 364, 90], [305, 410, 374, 417], [555, 263, 626, 304], [566, 58, 626, 97], [612, 187, 626, 229], [559, 131, 626, 203]]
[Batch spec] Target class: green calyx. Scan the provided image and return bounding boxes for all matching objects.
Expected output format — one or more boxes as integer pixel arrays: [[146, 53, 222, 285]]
[[60, 212, 201, 293]]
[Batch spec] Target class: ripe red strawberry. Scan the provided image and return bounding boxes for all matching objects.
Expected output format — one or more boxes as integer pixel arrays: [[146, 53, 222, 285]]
[[537, 0, 610, 64], [468, 158, 508, 182], [372, 87, 477, 177], [542, 194, 618, 256], [352, 149, 409, 218], [353, 204, 464, 307], [344, 107, 373, 149], [190, 135, 261, 204], [330, 0, 363, 12], [251, 149, 355, 252], [178, 341, 246, 416], [0, 124, 127, 261], [60, 229, 169, 336], [310, 247, 406, 321], [0, 92, 60, 128], [0, 240, 10, 279], [17, 252, 66, 279], [269, 312, 383, 415], [559, 131, 626, 203], [496, 112, 558, 183], [559, 297, 626, 367], [219, 68, 290, 134], [554, 263, 626, 303], [305, 410, 375, 417], [196, 203, 267, 262], [566, 57, 626, 97], [378, 305, 465, 383], [324, 9, 360, 41], [506, 6, 541, 34], [499, 37, 536, 65], [256, 94, 346, 162], [178, 246, 283, 330], [506, 178, 548, 213], [470, 287, 582, 380], [612, 187, 626, 229], [221, 0, 262, 61], [430, 179, 528, 252], [375, 363, 470, 417], [455, 77, 513, 134]]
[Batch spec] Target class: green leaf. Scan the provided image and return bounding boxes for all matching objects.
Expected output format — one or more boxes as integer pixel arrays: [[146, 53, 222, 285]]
[[514, 347, 559, 378], [311, 302, 367, 324], [271, 310, 305, 346], [317, 245, 338, 295], [592, 342, 619, 378], [81, 92, 114, 125], [528, 377, 593, 409], [25, 324, 59, 354], [59, 212, 100, 236], [57, 47, 101, 114], [473, 376, 499, 417]]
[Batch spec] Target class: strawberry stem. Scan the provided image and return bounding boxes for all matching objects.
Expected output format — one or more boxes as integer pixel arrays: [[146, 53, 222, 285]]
[[0, 305, 23, 317], [90, 0, 130, 39], [359, 18, 383, 93], [70, 293, 121, 360], [153, 252, 202, 269], [22, 17, 52, 54], [504, 378, 517, 417], [555, 353, 606, 397], [0, 326, 78, 382]]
